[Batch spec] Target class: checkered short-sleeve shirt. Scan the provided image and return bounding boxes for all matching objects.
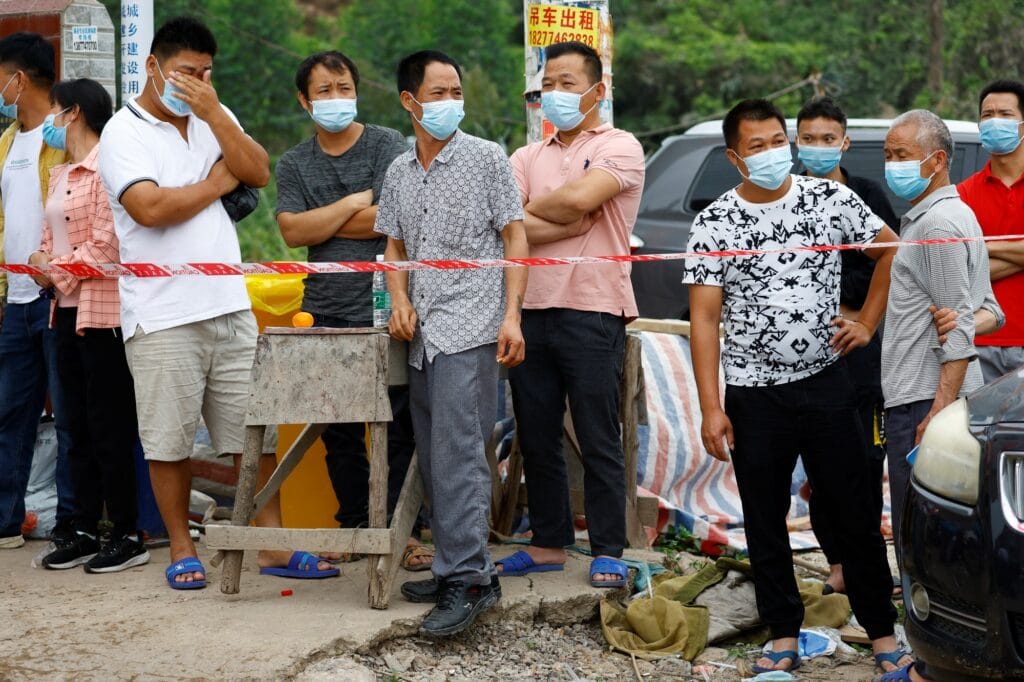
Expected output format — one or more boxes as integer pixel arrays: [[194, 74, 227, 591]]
[[374, 131, 524, 368]]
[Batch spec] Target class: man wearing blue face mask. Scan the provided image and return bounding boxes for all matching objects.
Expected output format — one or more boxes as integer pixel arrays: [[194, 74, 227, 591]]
[[375, 50, 528, 636], [0, 31, 74, 551], [274, 52, 430, 570], [97, 16, 316, 590], [684, 99, 907, 675], [794, 97, 899, 598], [958, 80, 1024, 384], [880, 111, 1002, 608]]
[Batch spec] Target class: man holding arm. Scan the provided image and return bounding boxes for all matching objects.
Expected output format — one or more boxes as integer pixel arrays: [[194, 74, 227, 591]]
[[374, 50, 527, 636], [880, 111, 1003, 583]]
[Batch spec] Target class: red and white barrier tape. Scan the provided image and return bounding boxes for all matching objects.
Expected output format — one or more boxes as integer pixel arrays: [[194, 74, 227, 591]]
[[3, 234, 1023, 278]]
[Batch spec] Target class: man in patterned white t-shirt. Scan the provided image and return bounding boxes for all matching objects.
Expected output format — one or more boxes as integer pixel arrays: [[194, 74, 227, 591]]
[[683, 99, 910, 675]]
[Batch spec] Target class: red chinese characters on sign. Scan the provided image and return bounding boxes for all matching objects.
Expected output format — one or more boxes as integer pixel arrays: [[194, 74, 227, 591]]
[[527, 4, 599, 48]]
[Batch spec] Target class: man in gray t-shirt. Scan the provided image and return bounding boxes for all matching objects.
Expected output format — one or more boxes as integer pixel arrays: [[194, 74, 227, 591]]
[[275, 51, 427, 567]]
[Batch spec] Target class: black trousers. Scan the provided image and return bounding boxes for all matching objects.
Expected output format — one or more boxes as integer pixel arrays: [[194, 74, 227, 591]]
[[809, 336, 886, 565], [509, 308, 626, 558], [725, 360, 896, 640], [310, 312, 417, 530], [54, 308, 139, 537]]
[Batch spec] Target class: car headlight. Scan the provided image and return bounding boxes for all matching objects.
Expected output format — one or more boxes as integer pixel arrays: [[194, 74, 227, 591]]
[[913, 398, 982, 505]]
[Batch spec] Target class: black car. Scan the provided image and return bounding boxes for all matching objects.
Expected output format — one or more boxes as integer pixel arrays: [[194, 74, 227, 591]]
[[630, 119, 990, 319], [902, 371, 1024, 681]]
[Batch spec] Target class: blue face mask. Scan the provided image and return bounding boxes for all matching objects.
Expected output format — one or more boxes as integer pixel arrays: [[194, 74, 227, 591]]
[[309, 98, 357, 133], [0, 72, 21, 119], [154, 62, 191, 117], [885, 151, 937, 201], [736, 145, 793, 190], [41, 109, 70, 150], [540, 82, 598, 131], [412, 96, 464, 140], [979, 118, 1023, 155], [798, 144, 843, 176]]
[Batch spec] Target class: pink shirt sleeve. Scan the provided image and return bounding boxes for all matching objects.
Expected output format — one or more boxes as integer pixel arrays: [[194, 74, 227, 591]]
[[589, 130, 645, 193], [509, 146, 530, 204]]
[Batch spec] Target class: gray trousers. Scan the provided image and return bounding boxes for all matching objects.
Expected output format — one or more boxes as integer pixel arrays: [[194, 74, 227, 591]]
[[409, 343, 497, 586], [977, 345, 1024, 384]]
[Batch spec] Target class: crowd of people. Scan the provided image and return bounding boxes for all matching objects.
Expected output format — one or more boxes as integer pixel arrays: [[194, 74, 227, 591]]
[[0, 13, 1021, 679]]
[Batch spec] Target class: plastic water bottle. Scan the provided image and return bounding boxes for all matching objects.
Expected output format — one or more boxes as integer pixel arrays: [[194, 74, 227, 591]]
[[372, 254, 391, 328]]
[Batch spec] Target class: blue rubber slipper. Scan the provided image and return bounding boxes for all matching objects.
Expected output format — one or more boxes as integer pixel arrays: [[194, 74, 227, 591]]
[[259, 551, 340, 579], [873, 662, 916, 682], [589, 556, 628, 588], [751, 649, 801, 674], [874, 649, 913, 672], [495, 550, 564, 577], [165, 556, 206, 590]]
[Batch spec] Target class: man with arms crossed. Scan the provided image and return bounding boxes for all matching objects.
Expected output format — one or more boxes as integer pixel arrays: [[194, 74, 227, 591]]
[[504, 41, 645, 586]]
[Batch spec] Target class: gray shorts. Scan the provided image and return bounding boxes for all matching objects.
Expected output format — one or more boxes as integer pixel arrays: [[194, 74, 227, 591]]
[[125, 310, 277, 461]]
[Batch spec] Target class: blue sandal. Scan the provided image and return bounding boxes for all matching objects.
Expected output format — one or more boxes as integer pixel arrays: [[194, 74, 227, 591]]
[[873, 662, 917, 682], [259, 551, 340, 579], [165, 556, 206, 590], [875, 649, 913, 671], [752, 649, 801, 674], [589, 556, 628, 588], [495, 550, 564, 577]]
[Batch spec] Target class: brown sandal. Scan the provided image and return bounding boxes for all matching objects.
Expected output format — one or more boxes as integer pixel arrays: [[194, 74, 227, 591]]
[[401, 544, 434, 572]]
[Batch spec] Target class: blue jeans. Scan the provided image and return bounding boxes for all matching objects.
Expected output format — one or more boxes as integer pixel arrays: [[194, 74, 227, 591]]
[[0, 298, 74, 537]]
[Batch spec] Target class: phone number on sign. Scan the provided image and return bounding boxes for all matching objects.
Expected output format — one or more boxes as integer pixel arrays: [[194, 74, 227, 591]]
[[528, 30, 596, 48]]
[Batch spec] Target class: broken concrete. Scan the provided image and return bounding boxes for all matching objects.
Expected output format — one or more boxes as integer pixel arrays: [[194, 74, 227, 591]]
[[0, 540, 652, 680]]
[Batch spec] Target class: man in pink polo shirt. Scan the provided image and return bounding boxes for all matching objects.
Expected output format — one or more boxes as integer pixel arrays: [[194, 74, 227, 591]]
[[502, 41, 645, 586]]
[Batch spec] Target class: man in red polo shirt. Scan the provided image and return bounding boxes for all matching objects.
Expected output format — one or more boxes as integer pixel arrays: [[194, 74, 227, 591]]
[[959, 79, 1024, 382]]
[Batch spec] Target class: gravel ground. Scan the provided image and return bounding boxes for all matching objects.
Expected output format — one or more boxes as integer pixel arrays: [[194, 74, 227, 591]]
[[297, 547, 898, 681], [302, 612, 884, 682]]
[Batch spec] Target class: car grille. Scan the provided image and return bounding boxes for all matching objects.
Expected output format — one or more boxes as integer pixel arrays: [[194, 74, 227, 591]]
[[922, 588, 987, 647], [1002, 453, 1024, 520]]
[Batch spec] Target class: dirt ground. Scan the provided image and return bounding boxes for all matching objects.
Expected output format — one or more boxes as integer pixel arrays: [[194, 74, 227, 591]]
[[0, 535, 898, 681]]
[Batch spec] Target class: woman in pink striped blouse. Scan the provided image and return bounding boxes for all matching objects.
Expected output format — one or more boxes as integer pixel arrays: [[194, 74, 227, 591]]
[[28, 79, 148, 574]]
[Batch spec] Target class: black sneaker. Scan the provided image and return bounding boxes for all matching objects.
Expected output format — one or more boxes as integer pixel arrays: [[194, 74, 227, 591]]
[[85, 535, 150, 573], [41, 532, 100, 569], [402, 574, 501, 603], [419, 579, 500, 637]]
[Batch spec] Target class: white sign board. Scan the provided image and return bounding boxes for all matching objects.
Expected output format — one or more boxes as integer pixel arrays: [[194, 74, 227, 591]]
[[120, 0, 153, 106], [72, 26, 98, 52]]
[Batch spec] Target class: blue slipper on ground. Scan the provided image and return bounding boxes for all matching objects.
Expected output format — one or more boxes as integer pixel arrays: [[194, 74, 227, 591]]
[[259, 551, 341, 579], [589, 556, 628, 588], [873, 662, 917, 682], [874, 649, 913, 671], [165, 556, 206, 590], [751, 649, 801, 674], [495, 550, 564, 577]]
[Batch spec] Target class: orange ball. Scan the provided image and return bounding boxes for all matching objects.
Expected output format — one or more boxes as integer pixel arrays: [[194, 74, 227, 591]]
[[292, 312, 314, 328]]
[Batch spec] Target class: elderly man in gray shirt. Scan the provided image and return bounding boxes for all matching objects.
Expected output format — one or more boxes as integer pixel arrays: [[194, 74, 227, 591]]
[[881, 109, 1003, 565]]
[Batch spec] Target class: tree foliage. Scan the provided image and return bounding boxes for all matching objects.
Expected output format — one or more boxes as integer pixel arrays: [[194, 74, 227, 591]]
[[95, 0, 1024, 260]]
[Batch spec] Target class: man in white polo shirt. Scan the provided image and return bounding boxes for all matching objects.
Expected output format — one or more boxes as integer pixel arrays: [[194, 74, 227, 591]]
[[99, 17, 333, 589]]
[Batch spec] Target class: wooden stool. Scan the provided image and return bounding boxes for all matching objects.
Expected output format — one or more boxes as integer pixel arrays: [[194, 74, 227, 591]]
[[205, 327, 421, 609]]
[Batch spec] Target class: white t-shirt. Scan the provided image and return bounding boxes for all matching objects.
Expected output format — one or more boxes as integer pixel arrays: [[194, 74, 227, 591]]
[[1, 124, 44, 304], [682, 175, 883, 387], [98, 98, 251, 338]]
